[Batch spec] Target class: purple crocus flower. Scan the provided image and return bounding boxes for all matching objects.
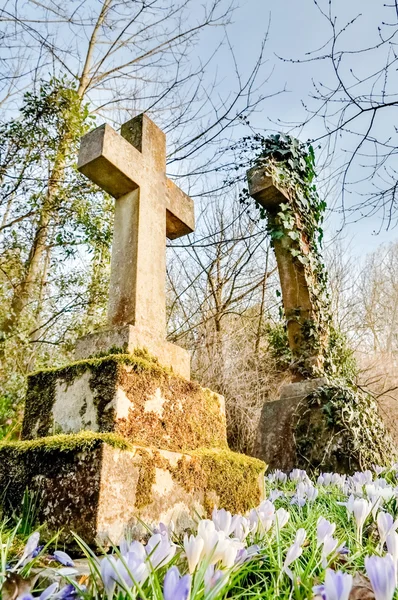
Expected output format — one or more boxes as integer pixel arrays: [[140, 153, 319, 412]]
[[317, 517, 336, 547], [365, 554, 396, 600], [38, 583, 59, 600], [53, 551, 75, 567], [57, 584, 79, 600], [313, 569, 352, 600], [17, 584, 59, 600], [100, 555, 118, 598], [16, 532, 40, 568], [163, 566, 191, 600]]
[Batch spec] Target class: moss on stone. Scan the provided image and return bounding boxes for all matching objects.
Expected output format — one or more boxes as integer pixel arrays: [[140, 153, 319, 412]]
[[134, 449, 158, 510], [22, 353, 171, 440], [171, 448, 266, 515], [22, 353, 228, 452], [0, 431, 132, 454]]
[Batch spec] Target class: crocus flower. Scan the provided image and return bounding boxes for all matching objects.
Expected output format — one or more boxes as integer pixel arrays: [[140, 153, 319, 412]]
[[318, 473, 333, 486], [145, 532, 176, 568], [365, 554, 396, 600], [313, 568, 352, 600], [317, 517, 336, 547], [269, 490, 283, 502], [21, 582, 60, 600], [386, 531, 398, 583], [184, 534, 204, 573], [57, 584, 80, 600], [101, 555, 118, 598], [212, 508, 238, 536], [283, 529, 306, 580], [53, 551, 74, 567], [163, 566, 191, 600], [204, 564, 225, 594], [274, 508, 290, 530], [321, 535, 338, 569], [283, 542, 303, 581], [16, 532, 40, 568], [235, 545, 260, 565], [374, 465, 386, 476], [377, 512, 398, 550], [233, 516, 252, 542], [351, 497, 372, 543], [294, 528, 306, 546]]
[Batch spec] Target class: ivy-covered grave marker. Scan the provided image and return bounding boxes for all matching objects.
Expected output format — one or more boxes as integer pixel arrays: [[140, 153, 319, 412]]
[[0, 115, 266, 546], [246, 134, 395, 473]]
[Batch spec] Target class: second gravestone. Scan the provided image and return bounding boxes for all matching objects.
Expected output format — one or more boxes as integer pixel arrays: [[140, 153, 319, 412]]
[[0, 115, 265, 545]]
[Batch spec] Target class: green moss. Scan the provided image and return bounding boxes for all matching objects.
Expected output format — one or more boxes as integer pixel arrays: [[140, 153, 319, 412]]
[[172, 448, 266, 515], [28, 351, 168, 379], [134, 450, 157, 510], [22, 351, 227, 453], [0, 431, 133, 454]]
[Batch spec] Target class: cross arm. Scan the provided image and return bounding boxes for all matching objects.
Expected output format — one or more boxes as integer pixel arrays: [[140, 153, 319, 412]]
[[78, 124, 144, 198], [166, 178, 195, 240], [247, 165, 290, 210]]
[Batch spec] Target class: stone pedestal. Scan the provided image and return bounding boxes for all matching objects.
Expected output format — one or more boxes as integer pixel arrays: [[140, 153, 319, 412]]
[[22, 353, 226, 451], [0, 434, 265, 545], [2, 351, 265, 545], [74, 324, 191, 379], [253, 379, 326, 471]]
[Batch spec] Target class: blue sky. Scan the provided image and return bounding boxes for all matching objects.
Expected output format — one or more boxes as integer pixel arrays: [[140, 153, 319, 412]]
[[208, 0, 398, 254]]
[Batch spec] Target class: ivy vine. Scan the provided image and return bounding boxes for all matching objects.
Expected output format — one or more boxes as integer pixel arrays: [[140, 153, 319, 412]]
[[239, 133, 330, 376], [237, 132, 396, 470]]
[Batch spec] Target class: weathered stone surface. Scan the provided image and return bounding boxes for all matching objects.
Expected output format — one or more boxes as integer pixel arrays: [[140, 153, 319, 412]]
[[253, 379, 327, 471], [77, 115, 194, 361], [246, 168, 288, 209], [22, 354, 227, 452], [246, 167, 324, 367], [75, 324, 190, 380], [0, 434, 266, 545]]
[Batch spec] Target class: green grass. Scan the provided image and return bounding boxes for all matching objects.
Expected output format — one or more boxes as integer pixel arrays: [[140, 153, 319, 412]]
[[1, 467, 398, 598]]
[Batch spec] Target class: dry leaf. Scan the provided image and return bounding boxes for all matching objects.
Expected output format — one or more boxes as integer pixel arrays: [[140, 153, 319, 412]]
[[349, 572, 375, 600], [1, 572, 34, 600]]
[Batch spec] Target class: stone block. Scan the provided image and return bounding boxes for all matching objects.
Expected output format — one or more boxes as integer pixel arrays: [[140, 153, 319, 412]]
[[246, 167, 288, 210], [22, 353, 227, 452], [75, 325, 191, 380], [253, 379, 327, 471], [0, 433, 266, 545]]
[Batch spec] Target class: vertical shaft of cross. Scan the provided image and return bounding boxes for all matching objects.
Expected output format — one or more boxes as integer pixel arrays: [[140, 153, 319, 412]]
[[108, 117, 167, 338], [76, 114, 194, 377], [266, 211, 313, 354], [247, 166, 323, 369]]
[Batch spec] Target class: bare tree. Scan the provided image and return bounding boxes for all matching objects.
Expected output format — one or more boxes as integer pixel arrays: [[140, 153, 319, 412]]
[[166, 194, 289, 452], [282, 0, 398, 228], [0, 0, 275, 353]]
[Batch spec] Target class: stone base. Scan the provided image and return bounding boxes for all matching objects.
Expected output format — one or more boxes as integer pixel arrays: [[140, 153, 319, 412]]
[[22, 353, 227, 452], [0, 433, 266, 545], [75, 325, 190, 379], [253, 379, 327, 471]]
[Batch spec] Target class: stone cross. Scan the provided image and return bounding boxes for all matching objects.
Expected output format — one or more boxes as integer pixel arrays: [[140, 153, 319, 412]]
[[247, 166, 322, 367], [76, 114, 194, 378]]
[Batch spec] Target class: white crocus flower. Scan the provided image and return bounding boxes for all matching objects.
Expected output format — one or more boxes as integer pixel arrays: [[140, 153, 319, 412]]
[[352, 497, 373, 543], [184, 534, 204, 573], [274, 508, 290, 530], [321, 535, 339, 568]]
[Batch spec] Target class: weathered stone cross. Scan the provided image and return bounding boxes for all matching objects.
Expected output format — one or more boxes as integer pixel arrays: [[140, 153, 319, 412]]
[[76, 114, 194, 378], [246, 165, 323, 369]]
